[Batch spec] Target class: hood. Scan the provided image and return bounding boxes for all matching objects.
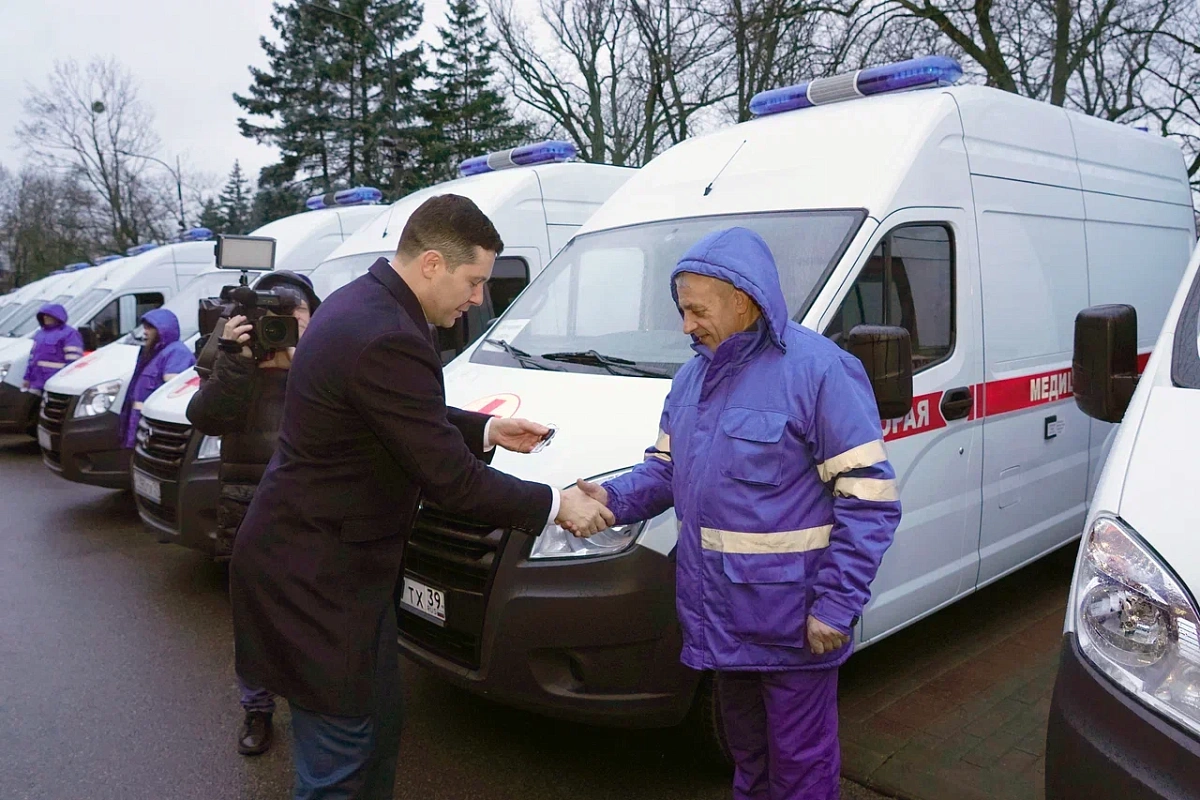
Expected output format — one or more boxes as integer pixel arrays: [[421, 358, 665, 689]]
[[42, 342, 140, 397], [141, 367, 201, 425], [1115, 384, 1200, 598], [254, 270, 322, 313], [37, 303, 68, 326], [669, 226, 788, 350], [140, 307, 181, 346]]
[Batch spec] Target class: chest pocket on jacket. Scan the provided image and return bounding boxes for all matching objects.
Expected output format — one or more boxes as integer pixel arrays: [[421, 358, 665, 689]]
[[720, 409, 788, 486]]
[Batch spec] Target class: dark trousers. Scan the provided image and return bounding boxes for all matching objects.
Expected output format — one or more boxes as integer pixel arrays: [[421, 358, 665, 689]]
[[718, 668, 841, 800], [289, 606, 403, 800]]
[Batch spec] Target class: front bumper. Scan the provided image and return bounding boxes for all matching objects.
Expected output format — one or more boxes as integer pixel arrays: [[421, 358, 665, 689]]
[[397, 528, 699, 729], [1046, 633, 1200, 799], [42, 398, 129, 489], [132, 431, 220, 556], [0, 382, 39, 434]]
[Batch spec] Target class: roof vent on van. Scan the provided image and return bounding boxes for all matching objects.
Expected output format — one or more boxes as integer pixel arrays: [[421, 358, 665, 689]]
[[173, 227, 214, 243], [306, 186, 384, 210], [750, 55, 963, 117], [94, 254, 124, 265], [458, 140, 577, 177], [126, 243, 160, 256]]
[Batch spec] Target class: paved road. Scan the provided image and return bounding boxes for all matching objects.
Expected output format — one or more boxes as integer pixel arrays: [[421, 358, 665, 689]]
[[0, 435, 891, 800]]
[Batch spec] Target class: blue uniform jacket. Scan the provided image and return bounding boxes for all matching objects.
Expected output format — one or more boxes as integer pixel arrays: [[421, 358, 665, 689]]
[[119, 308, 195, 449], [603, 227, 902, 672]]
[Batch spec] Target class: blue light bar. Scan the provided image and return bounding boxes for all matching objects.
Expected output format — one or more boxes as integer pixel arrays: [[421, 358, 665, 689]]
[[94, 254, 124, 265], [306, 192, 332, 211], [749, 55, 963, 118], [64, 262, 92, 271], [126, 243, 159, 256], [175, 227, 213, 243], [458, 140, 577, 177], [334, 186, 383, 206]]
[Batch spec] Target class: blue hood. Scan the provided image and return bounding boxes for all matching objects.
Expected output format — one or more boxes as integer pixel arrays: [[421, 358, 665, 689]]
[[140, 307, 181, 346], [37, 303, 69, 326], [670, 227, 789, 351]]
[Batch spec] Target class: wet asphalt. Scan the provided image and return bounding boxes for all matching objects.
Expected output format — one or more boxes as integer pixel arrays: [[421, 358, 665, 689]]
[[0, 434, 892, 800]]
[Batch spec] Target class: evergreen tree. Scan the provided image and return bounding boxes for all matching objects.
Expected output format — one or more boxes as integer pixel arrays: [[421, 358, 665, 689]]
[[198, 198, 225, 233], [218, 161, 253, 234], [235, 0, 426, 196], [249, 163, 306, 229], [418, 0, 530, 184]]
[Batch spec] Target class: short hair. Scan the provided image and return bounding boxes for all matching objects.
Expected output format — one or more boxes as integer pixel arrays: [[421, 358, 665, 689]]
[[396, 195, 505, 270]]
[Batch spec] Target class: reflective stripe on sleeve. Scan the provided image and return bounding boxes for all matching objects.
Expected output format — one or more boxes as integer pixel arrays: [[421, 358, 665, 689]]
[[834, 476, 899, 502], [700, 525, 832, 554], [36, 361, 66, 369], [63, 346, 83, 353], [817, 440, 888, 482], [163, 374, 179, 381], [132, 402, 144, 410]]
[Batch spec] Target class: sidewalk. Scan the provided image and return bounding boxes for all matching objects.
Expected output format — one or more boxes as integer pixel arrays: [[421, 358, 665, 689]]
[[838, 546, 1076, 800]]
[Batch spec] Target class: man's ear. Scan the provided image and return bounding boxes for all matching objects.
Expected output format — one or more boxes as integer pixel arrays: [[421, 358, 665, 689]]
[[419, 250, 443, 278]]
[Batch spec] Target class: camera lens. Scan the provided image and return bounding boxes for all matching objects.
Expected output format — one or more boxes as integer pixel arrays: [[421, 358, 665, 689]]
[[260, 317, 289, 345]]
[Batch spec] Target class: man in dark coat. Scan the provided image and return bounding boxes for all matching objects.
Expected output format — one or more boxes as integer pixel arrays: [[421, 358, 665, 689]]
[[229, 194, 612, 799]]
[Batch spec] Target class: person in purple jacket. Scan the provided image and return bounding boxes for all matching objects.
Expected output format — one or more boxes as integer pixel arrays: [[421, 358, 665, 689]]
[[23, 303, 84, 393], [568, 227, 902, 800], [118, 308, 195, 449]]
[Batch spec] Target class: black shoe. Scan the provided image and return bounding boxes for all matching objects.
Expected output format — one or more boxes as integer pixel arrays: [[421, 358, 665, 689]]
[[238, 711, 274, 756]]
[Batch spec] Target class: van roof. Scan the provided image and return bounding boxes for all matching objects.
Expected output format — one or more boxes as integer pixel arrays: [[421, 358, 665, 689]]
[[323, 162, 636, 263], [581, 84, 1192, 236]]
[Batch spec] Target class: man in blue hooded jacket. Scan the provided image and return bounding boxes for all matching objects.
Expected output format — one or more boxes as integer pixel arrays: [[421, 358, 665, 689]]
[[570, 227, 901, 799], [23, 303, 84, 393], [119, 307, 195, 450]]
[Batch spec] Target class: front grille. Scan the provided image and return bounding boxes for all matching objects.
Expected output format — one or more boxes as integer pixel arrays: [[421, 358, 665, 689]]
[[136, 494, 177, 527], [40, 392, 70, 434], [134, 418, 191, 481], [398, 506, 507, 670]]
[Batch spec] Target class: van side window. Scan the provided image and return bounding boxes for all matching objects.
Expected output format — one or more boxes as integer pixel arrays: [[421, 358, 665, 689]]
[[91, 299, 121, 347], [486, 257, 530, 318], [134, 292, 164, 322], [824, 224, 954, 372]]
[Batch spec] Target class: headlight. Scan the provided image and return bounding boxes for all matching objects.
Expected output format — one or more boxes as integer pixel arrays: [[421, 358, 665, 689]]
[[529, 467, 645, 560], [196, 434, 222, 461], [74, 380, 122, 418], [0, 362, 9, 382], [1072, 515, 1200, 734]]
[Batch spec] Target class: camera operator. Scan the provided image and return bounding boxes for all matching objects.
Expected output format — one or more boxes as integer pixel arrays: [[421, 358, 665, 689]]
[[185, 270, 321, 758]]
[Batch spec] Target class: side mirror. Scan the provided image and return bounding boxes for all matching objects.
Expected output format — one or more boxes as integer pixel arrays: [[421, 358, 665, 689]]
[[1073, 304, 1138, 423], [846, 325, 914, 420], [79, 325, 97, 352]]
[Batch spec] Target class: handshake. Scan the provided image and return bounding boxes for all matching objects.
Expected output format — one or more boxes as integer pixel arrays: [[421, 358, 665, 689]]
[[485, 417, 616, 538]]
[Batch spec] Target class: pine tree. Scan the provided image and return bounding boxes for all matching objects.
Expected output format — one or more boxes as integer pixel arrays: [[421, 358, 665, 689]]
[[218, 161, 253, 234], [198, 198, 225, 233], [418, 0, 530, 184], [235, 0, 426, 196]]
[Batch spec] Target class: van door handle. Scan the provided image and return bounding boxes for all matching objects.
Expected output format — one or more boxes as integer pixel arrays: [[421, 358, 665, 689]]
[[940, 387, 973, 421]]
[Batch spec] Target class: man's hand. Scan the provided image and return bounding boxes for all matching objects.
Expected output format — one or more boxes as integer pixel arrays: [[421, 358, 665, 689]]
[[556, 485, 615, 537], [807, 616, 850, 655], [573, 478, 608, 506], [489, 417, 550, 453], [221, 315, 254, 359]]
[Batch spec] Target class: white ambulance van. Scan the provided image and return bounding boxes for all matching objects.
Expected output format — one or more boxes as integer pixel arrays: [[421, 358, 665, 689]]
[[390, 57, 1196, 752], [1045, 248, 1200, 793], [39, 195, 385, 489], [0, 259, 132, 433], [134, 144, 635, 555]]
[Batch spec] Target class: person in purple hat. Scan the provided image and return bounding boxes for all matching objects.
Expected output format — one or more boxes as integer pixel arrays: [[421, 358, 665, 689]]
[[568, 227, 902, 800], [118, 308, 195, 450], [23, 303, 84, 393]]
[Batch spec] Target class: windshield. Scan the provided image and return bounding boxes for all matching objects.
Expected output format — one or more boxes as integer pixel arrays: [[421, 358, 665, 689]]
[[470, 210, 865, 375], [64, 288, 111, 320], [122, 270, 263, 345], [309, 251, 385, 301], [6, 294, 71, 337], [0, 297, 35, 331]]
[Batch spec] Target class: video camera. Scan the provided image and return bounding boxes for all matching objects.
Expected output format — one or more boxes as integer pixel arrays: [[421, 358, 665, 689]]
[[197, 234, 300, 362]]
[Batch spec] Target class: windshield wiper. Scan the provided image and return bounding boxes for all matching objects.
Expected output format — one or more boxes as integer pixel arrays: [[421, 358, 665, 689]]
[[540, 350, 671, 378], [482, 338, 564, 371]]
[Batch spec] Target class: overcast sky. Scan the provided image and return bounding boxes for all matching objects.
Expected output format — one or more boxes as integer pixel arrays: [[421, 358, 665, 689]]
[[1, 0, 454, 191]]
